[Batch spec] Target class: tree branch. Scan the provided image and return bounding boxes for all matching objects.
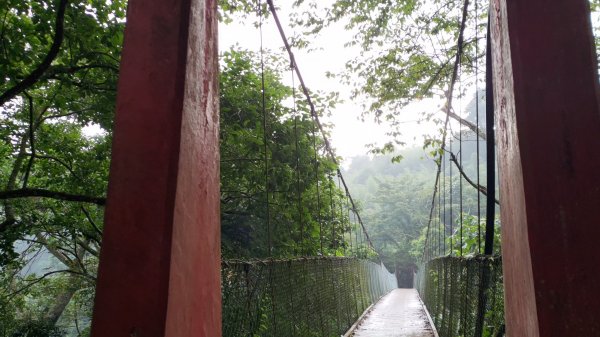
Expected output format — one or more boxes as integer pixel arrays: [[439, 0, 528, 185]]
[[1, 134, 29, 232], [45, 63, 119, 76], [75, 238, 99, 257], [449, 107, 487, 141], [35, 233, 73, 268], [0, 188, 106, 205], [422, 56, 452, 96], [70, 237, 92, 278], [27, 153, 83, 181], [81, 206, 103, 240], [448, 151, 500, 205], [7, 269, 73, 300], [0, 9, 10, 59], [39, 108, 92, 123], [43, 273, 80, 325], [0, 0, 69, 107]]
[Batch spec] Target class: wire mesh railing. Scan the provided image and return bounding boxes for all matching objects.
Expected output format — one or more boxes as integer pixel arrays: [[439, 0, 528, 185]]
[[416, 256, 505, 337], [222, 257, 397, 337]]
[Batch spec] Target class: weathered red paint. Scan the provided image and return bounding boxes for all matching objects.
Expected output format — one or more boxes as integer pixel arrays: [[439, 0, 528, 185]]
[[491, 0, 600, 335], [90, 0, 220, 335]]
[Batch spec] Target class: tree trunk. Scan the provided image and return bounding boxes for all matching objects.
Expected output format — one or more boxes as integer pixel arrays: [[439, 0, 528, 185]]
[[44, 275, 80, 325]]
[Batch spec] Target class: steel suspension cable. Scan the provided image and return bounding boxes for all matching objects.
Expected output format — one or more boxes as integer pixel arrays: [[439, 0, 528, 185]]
[[459, 56, 464, 257], [435, 198, 439, 258], [329, 174, 336, 252], [484, 20, 496, 256], [257, 4, 278, 334], [475, 0, 482, 255], [345, 194, 353, 255], [421, 0, 471, 262], [353, 209, 359, 256], [475, 16, 497, 336], [449, 136, 453, 256], [312, 123, 324, 254], [358, 213, 363, 255], [265, 0, 377, 253], [291, 65, 305, 255], [438, 181, 442, 256], [443, 155, 446, 255], [337, 174, 347, 255], [258, 1, 272, 256]]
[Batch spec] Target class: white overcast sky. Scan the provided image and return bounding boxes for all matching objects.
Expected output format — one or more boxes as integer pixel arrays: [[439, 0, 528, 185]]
[[218, 3, 442, 162]]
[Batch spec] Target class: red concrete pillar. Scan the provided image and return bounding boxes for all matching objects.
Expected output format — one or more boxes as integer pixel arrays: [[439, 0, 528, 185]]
[[491, 0, 600, 335], [90, 0, 220, 335]]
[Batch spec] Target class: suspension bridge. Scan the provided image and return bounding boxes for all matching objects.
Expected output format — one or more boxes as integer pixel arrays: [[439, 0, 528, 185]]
[[87, 0, 600, 336]]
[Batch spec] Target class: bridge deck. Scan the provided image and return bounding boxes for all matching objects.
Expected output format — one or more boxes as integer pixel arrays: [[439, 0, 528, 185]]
[[350, 288, 437, 337]]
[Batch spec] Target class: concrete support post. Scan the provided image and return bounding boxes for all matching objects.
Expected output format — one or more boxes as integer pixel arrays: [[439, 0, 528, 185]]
[[90, 0, 220, 335], [491, 0, 600, 335]]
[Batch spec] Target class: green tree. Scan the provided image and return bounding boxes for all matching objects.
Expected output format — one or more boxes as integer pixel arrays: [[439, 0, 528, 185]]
[[344, 150, 438, 268], [220, 49, 352, 259], [0, 0, 124, 333]]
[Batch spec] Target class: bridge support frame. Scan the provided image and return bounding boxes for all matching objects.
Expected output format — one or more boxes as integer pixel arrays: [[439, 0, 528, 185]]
[[90, 0, 220, 336], [491, 0, 600, 335]]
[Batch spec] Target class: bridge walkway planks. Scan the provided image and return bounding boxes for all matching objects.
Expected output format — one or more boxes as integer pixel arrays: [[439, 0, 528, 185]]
[[349, 288, 438, 337]]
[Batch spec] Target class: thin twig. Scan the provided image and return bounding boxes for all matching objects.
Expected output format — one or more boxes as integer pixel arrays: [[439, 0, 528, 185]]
[[449, 107, 486, 140], [0, 188, 106, 205], [7, 270, 73, 300], [40, 108, 92, 123], [81, 206, 103, 239], [27, 153, 83, 181]]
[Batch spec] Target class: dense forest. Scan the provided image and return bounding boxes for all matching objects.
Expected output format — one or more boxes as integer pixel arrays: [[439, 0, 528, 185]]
[[0, 0, 597, 335]]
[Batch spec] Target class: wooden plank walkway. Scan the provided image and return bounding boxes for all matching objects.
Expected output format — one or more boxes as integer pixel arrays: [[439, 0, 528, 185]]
[[349, 289, 438, 337]]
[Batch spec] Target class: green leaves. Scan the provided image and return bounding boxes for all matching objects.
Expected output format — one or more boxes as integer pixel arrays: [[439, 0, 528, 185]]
[[220, 49, 350, 259], [0, 0, 124, 332], [446, 213, 501, 257], [288, 0, 491, 154], [343, 150, 438, 268]]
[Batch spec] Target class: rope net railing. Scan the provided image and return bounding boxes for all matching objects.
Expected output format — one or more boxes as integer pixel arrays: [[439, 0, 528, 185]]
[[222, 257, 397, 337], [416, 256, 504, 337]]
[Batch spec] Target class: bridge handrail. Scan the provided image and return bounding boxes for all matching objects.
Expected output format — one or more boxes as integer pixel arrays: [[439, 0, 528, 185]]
[[416, 255, 505, 337], [222, 256, 397, 336]]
